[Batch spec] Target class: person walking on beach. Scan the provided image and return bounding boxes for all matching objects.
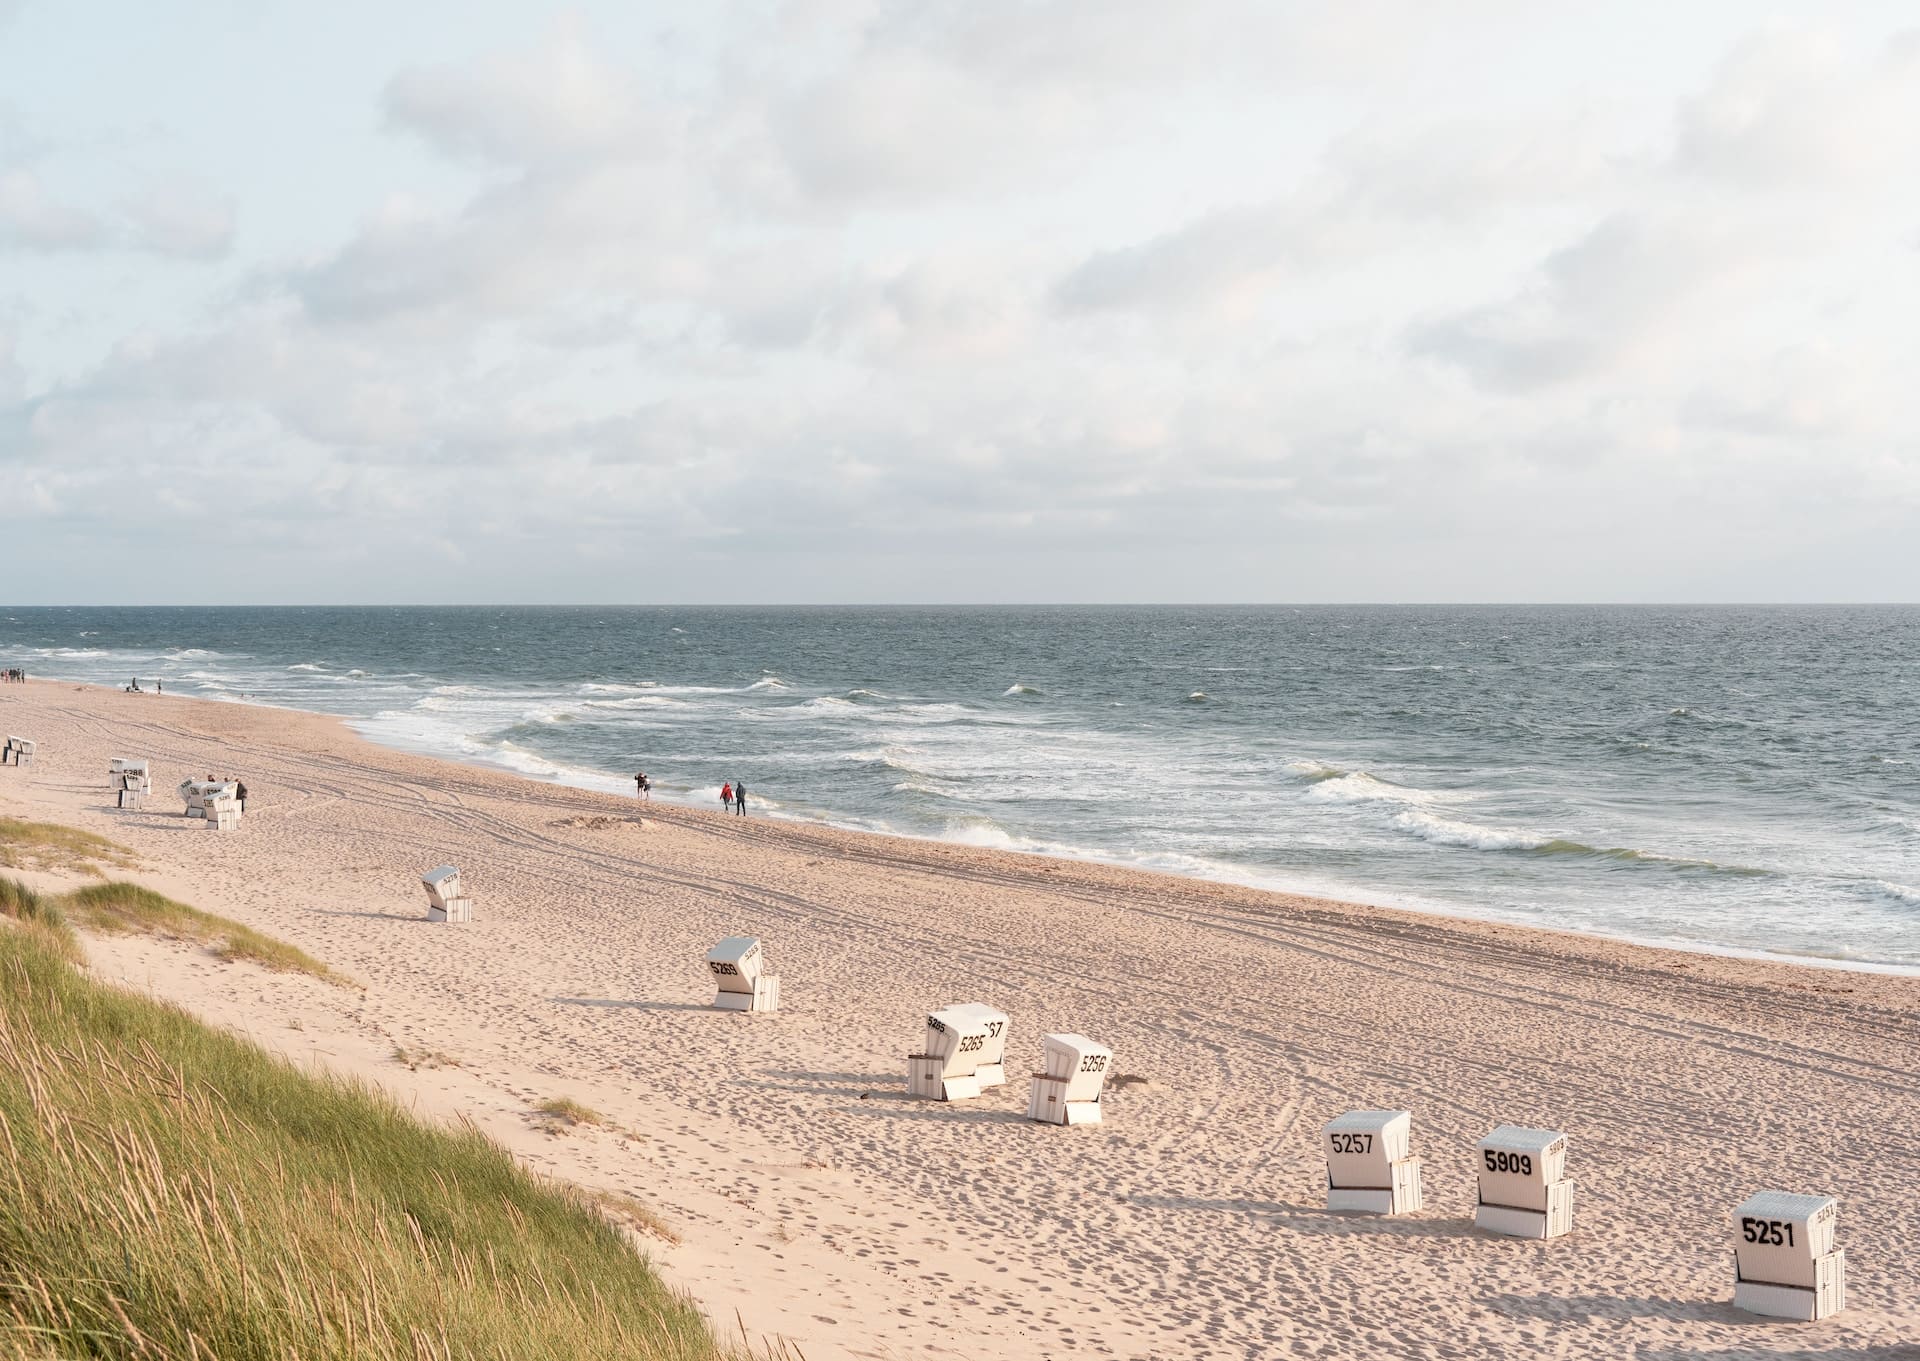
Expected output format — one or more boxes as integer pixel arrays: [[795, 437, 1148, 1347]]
[[720, 781, 733, 812], [635, 771, 651, 801], [734, 780, 747, 816]]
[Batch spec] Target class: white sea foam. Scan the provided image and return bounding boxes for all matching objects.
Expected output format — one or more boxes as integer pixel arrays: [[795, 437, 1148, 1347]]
[[288, 662, 327, 672], [583, 695, 687, 710], [1283, 760, 1345, 782], [1306, 771, 1435, 805], [1391, 809, 1550, 852], [1870, 880, 1920, 908], [1002, 683, 1043, 697]]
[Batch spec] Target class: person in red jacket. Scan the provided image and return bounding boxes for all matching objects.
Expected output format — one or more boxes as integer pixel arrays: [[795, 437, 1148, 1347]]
[[720, 781, 733, 812]]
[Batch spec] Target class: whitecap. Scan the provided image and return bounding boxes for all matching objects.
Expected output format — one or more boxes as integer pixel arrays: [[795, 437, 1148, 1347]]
[[1002, 683, 1043, 697], [1869, 880, 1920, 909], [1390, 809, 1550, 852], [798, 696, 857, 712], [1306, 771, 1434, 806]]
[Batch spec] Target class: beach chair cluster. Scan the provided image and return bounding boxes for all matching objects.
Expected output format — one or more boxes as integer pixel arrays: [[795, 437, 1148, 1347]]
[[369, 874, 1847, 1320], [901, 1003, 1113, 1125], [907, 1002, 1009, 1102], [420, 866, 473, 924], [2, 735, 36, 766], [110, 757, 152, 809], [179, 779, 241, 830], [1323, 1109, 1843, 1320]]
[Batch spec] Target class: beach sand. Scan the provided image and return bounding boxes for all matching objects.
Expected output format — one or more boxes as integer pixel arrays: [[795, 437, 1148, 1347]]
[[3, 679, 1917, 1359]]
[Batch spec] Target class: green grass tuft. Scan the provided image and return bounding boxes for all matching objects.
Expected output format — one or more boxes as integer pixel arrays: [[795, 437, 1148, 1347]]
[[0, 876, 80, 964], [533, 1095, 605, 1129], [62, 881, 351, 986], [0, 920, 727, 1360], [393, 1045, 461, 1070], [0, 817, 138, 876]]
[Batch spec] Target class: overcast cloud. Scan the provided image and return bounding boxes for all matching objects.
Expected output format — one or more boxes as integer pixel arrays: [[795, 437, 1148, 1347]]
[[2, 1, 1916, 603]]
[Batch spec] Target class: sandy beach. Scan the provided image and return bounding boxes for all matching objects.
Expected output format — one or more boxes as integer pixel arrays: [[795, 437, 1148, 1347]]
[[3, 678, 1916, 1360]]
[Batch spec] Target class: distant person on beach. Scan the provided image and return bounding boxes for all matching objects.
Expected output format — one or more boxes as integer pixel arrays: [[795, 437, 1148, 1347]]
[[635, 771, 650, 801], [735, 780, 747, 816], [235, 780, 249, 812], [720, 781, 733, 812]]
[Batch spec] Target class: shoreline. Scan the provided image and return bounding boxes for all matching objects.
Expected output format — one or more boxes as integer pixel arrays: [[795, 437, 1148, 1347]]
[[29, 670, 1920, 978], [4, 677, 1919, 1358]]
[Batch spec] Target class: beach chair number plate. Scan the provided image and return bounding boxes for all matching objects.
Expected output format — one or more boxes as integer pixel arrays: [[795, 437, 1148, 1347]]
[[1330, 1133, 1373, 1154], [1741, 1218, 1796, 1248], [1484, 1151, 1534, 1176]]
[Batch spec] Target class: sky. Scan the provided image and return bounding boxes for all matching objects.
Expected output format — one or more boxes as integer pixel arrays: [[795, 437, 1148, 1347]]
[[2, 1, 1917, 604]]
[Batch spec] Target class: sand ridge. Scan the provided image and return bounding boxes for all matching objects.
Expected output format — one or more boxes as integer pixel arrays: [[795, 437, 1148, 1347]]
[[3, 679, 1918, 1360]]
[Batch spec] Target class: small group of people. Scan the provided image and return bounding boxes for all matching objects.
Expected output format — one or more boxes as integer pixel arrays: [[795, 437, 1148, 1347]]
[[1, 668, 24, 683], [126, 676, 163, 693], [208, 774, 250, 811], [629, 771, 752, 816]]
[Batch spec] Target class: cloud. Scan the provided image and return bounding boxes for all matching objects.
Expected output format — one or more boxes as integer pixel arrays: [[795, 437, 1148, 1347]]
[[123, 175, 236, 258], [5, 7, 1920, 602], [383, 20, 669, 169], [0, 168, 102, 250], [1673, 25, 1920, 188], [1054, 112, 1625, 317], [1406, 213, 1757, 391]]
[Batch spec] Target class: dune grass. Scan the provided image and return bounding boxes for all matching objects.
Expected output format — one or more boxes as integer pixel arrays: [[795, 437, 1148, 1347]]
[[0, 916, 729, 1361], [534, 1095, 606, 1129], [0, 817, 137, 877], [0, 880, 78, 964], [61, 881, 350, 986]]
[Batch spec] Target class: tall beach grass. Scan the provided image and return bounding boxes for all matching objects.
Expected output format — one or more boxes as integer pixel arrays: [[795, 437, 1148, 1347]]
[[0, 897, 730, 1359]]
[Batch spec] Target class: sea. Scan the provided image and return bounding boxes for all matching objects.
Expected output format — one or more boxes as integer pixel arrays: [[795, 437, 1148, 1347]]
[[3, 605, 1917, 971]]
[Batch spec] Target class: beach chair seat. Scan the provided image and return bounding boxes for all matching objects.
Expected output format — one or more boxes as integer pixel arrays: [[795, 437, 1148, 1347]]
[[1324, 1110, 1423, 1214], [1733, 1192, 1846, 1320], [707, 936, 778, 1012], [1026, 1033, 1112, 1125], [421, 865, 472, 923], [908, 1002, 1010, 1101], [1474, 1126, 1573, 1238]]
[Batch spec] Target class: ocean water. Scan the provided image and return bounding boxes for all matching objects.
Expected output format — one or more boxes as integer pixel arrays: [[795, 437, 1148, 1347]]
[[4, 605, 1918, 970]]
